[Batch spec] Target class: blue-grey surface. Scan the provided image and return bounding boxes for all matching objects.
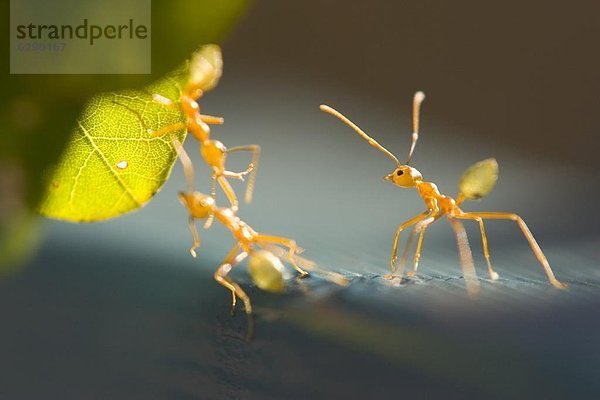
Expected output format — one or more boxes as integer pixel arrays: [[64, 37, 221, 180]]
[[1, 70, 599, 399]]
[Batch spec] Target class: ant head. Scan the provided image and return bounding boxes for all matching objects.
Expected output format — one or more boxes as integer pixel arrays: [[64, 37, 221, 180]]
[[320, 91, 426, 187], [384, 165, 423, 188], [178, 191, 215, 219]]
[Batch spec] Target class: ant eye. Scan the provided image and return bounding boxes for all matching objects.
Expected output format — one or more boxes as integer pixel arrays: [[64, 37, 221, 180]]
[[397, 170, 404, 176]]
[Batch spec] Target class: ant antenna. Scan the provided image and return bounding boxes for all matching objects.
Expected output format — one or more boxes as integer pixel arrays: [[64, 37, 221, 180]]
[[320, 105, 400, 166], [406, 91, 425, 165], [172, 137, 195, 194]]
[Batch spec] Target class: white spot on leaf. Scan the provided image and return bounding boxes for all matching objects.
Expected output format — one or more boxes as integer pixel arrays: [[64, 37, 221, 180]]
[[116, 160, 128, 169]]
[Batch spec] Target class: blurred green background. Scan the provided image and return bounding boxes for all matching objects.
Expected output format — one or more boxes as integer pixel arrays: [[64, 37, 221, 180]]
[[1, 1, 599, 398], [0, 0, 248, 267]]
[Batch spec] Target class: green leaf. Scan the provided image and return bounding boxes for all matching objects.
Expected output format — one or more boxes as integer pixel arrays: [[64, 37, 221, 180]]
[[0, 1, 249, 268], [39, 45, 221, 222]]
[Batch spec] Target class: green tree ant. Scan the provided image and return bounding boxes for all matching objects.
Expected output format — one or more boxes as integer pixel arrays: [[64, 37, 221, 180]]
[[320, 92, 566, 289], [150, 45, 261, 227], [172, 137, 310, 339]]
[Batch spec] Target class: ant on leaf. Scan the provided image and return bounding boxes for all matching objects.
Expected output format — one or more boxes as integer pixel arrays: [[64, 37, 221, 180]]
[[320, 92, 566, 289], [151, 45, 260, 228], [172, 137, 311, 340]]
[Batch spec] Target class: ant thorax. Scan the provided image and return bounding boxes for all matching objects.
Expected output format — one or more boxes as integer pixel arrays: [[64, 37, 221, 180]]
[[415, 181, 439, 209], [416, 181, 440, 197], [219, 207, 236, 219]]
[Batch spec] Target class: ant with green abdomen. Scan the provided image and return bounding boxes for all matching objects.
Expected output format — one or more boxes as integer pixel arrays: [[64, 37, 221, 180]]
[[320, 92, 566, 289], [150, 45, 261, 227], [172, 137, 310, 339]]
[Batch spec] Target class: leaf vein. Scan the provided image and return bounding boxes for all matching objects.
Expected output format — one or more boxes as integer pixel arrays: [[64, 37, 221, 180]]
[[69, 150, 94, 207], [77, 121, 142, 207]]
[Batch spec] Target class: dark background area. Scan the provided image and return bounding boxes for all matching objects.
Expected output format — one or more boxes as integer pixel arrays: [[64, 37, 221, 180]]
[[227, 0, 600, 170], [1, 1, 599, 399]]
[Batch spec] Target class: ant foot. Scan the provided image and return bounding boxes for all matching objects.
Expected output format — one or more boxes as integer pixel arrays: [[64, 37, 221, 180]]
[[551, 279, 568, 290], [298, 271, 310, 279]]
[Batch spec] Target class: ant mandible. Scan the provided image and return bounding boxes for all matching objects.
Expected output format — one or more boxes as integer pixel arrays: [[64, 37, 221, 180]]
[[320, 92, 566, 289]]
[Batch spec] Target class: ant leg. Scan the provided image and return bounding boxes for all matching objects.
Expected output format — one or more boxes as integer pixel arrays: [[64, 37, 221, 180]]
[[199, 114, 224, 125], [411, 225, 428, 277], [223, 163, 254, 181], [152, 93, 177, 108], [188, 217, 200, 258], [172, 137, 195, 194], [210, 172, 217, 200], [213, 249, 254, 340], [397, 226, 418, 277], [389, 210, 434, 277], [226, 145, 261, 203], [216, 175, 239, 211], [203, 174, 217, 229], [172, 136, 202, 255], [454, 214, 499, 280], [255, 234, 309, 277], [473, 217, 498, 280], [459, 212, 566, 289], [121, 96, 186, 139], [408, 215, 440, 277], [448, 217, 481, 297], [213, 244, 243, 311]]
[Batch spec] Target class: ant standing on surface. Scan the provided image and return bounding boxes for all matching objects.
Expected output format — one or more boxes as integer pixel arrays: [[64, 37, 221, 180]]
[[321, 92, 566, 289]]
